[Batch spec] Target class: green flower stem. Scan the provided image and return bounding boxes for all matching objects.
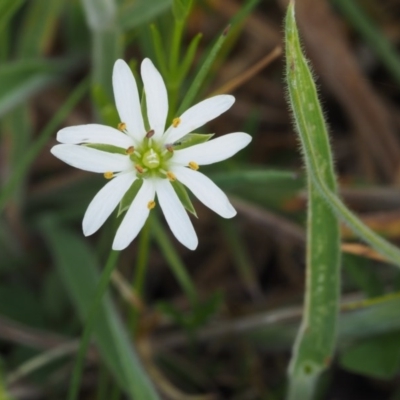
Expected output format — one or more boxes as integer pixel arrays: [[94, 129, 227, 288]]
[[80, 0, 122, 98], [285, 2, 400, 268], [0, 77, 89, 216], [151, 216, 198, 306], [285, 2, 341, 398], [128, 218, 152, 332], [68, 250, 120, 400]]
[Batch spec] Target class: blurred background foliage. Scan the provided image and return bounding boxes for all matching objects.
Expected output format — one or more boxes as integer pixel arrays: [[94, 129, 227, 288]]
[[2, 0, 400, 399]]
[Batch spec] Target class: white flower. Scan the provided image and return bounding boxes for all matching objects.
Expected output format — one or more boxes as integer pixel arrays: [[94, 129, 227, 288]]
[[51, 59, 252, 251]]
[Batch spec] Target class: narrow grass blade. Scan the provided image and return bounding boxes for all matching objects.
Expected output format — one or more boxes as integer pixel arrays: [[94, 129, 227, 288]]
[[285, 2, 341, 398], [0, 60, 67, 116], [177, 26, 228, 115], [16, 0, 65, 57], [0, 78, 89, 215], [39, 215, 159, 399]]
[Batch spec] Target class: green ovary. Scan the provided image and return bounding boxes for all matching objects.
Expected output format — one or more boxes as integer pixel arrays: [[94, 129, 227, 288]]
[[142, 149, 161, 169]]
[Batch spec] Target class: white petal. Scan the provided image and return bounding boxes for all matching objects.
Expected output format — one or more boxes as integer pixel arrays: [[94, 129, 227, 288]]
[[83, 172, 137, 236], [51, 144, 132, 173], [163, 95, 235, 144], [112, 179, 155, 250], [113, 59, 146, 142], [172, 132, 252, 166], [57, 124, 134, 148], [155, 179, 198, 250], [141, 58, 168, 140], [171, 166, 236, 218]]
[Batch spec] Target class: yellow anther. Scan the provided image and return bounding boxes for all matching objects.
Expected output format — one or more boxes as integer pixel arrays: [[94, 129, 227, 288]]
[[146, 129, 155, 138], [165, 144, 174, 153], [188, 161, 199, 171], [118, 122, 126, 131], [166, 171, 176, 182], [135, 165, 144, 174], [104, 171, 113, 179], [172, 117, 181, 128], [147, 200, 156, 210], [125, 146, 134, 155]]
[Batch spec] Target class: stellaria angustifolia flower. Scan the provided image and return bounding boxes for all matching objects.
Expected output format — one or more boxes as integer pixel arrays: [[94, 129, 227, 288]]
[[51, 59, 252, 251]]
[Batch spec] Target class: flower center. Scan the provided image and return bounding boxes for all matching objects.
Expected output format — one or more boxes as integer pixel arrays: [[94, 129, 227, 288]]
[[142, 149, 160, 169]]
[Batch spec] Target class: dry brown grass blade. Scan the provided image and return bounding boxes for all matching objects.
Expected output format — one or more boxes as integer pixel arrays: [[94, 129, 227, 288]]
[[279, 0, 400, 181], [111, 270, 145, 312], [210, 46, 282, 96], [207, 0, 281, 48], [341, 242, 388, 262]]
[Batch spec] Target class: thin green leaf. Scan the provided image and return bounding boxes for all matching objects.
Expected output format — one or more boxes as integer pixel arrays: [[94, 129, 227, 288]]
[[285, 4, 400, 267], [39, 215, 159, 399], [17, 0, 65, 57], [177, 32, 203, 83], [177, 26, 229, 115], [150, 24, 168, 78], [285, 3, 341, 399], [172, 0, 192, 21]]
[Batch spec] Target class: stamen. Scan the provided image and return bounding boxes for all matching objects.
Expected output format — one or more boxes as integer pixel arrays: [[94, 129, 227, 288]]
[[172, 117, 181, 128], [146, 129, 155, 138], [125, 146, 134, 155], [104, 171, 114, 179], [118, 122, 126, 131], [135, 165, 144, 174], [188, 161, 199, 171], [166, 171, 176, 181], [165, 144, 174, 153], [147, 200, 156, 210]]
